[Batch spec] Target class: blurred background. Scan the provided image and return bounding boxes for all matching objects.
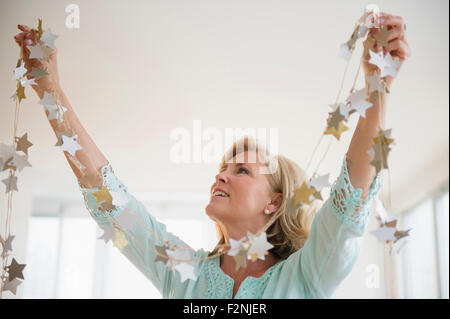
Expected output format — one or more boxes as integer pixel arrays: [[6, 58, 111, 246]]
[[0, 0, 448, 299]]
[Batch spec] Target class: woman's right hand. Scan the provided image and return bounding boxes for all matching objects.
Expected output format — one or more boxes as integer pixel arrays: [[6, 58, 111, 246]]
[[14, 24, 60, 97]]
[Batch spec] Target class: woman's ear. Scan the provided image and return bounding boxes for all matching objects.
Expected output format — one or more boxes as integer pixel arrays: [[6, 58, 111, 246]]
[[268, 193, 283, 212]]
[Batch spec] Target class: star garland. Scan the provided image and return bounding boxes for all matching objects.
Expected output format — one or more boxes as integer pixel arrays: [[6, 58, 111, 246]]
[[0, 7, 412, 296]]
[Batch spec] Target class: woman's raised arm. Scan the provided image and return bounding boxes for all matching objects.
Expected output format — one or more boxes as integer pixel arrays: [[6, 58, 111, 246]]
[[14, 24, 108, 186]]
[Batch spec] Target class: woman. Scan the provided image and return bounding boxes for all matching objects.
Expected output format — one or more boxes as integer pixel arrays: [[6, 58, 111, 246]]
[[14, 11, 410, 298]]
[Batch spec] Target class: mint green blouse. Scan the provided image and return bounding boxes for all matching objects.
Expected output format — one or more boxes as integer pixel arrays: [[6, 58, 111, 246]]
[[78, 154, 381, 299]]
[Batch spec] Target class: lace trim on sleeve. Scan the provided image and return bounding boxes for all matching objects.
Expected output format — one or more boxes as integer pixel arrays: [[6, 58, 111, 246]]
[[78, 161, 128, 227], [329, 155, 382, 229]]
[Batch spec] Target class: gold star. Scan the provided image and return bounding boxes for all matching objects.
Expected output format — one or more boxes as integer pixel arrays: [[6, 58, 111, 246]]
[[312, 190, 323, 201], [93, 186, 112, 205], [37, 18, 43, 39], [16, 82, 26, 103], [294, 182, 316, 206], [113, 230, 128, 252], [374, 25, 394, 48], [324, 120, 349, 140], [327, 108, 345, 131], [15, 133, 33, 155]]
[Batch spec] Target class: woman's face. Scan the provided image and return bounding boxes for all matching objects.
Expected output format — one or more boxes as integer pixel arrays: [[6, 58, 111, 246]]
[[205, 150, 279, 237]]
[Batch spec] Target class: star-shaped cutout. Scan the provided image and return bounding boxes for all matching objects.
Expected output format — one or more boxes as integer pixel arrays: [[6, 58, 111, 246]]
[[154, 245, 170, 264], [92, 186, 113, 205], [11, 153, 32, 172], [6, 258, 26, 281], [338, 42, 352, 61], [380, 52, 401, 78], [331, 102, 351, 120], [2, 175, 18, 193], [40, 28, 58, 49], [97, 225, 116, 244], [15, 133, 33, 155], [324, 121, 349, 140], [166, 248, 193, 269], [12, 61, 28, 81], [174, 262, 197, 282], [27, 43, 46, 60], [38, 91, 56, 108], [294, 181, 316, 206], [16, 82, 26, 103], [327, 108, 346, 131], [28, 67, 49, 80], [1, 278, 23, 295], [55, 129, 74, 147], [308, 173, 331, 192], [368, 49, 387, 71], [347, 88, 373, 118], [1, 234, 15, 257], [227, 237, 246, 257], [110, 189, 130, 206], [20, 77, 37, 87], [247, 232, 273, 262], [60, 134, 82, 156], [370, 226, 397, 243]]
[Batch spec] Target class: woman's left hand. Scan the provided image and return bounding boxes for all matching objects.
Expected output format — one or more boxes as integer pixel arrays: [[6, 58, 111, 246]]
[[362, 12, 411, 91]]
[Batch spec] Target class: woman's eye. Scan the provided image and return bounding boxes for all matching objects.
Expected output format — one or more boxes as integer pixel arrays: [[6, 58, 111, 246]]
[[238, 167, 248, 174]]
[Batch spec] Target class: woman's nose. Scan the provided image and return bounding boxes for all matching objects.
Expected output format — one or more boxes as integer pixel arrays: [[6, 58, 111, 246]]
[[215, 172, 227, 183]]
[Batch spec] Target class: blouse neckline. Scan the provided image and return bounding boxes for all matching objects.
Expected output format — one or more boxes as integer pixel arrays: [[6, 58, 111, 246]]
[[212, 254, 284, 298]]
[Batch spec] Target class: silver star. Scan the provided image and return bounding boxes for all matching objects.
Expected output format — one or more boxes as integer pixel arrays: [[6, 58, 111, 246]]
[[380, 52, 401, 78], [27, 43, 46, 60], [11, 153, 32, 172], [347, 88, 373, 118], [370, 226, 397, 243], [40, 28, 59, 49], [308, 173, 331, 192], [97, 225, 116, 244], [368, 49, 386, 71], [174, 262, 196, 282], [0, 235, 15, 255], [28, 67, 49, 80], [2, 175, 18, 193], [1, 278, 22, 295], [60, 134, 82, 156], [38, 91, 56, 108], [12, 61, 28, 81], [338, 43, 351, 61]]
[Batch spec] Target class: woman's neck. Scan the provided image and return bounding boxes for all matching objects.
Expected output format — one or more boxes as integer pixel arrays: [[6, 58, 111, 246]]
[[220, 251, 281, 279]]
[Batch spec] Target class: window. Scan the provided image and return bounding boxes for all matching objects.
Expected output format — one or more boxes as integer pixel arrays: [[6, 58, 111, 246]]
[[400, 184, 449, 299], [21, 194, 216, 298]]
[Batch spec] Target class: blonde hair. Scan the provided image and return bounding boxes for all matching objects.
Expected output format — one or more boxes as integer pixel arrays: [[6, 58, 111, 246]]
[[208, 136, 323, 260]]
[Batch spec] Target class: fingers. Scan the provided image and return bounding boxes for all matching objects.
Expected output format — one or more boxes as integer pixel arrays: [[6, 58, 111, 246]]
[[379, 12, 405, 32], [386, 39, 410, 60], [386, 28, 405, 43], [18, 24, 31, 32]]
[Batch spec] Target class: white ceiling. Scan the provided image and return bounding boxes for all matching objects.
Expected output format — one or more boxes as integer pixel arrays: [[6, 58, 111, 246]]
[[0, 0, 448, 214]]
